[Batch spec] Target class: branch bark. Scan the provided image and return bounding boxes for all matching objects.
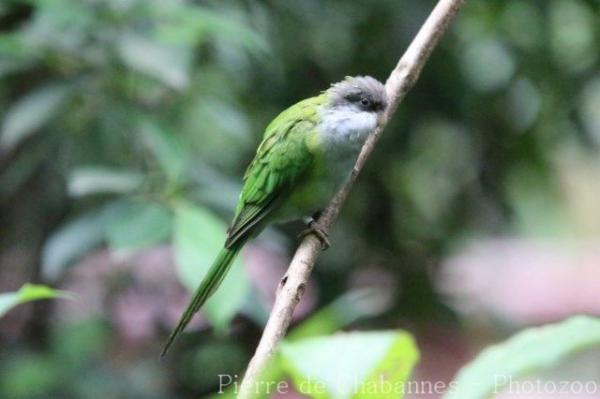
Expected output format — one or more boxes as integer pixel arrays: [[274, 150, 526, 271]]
[[239, 0, 466, 397]]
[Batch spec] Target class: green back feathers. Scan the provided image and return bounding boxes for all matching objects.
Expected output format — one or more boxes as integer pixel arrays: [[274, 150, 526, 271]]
[[225, 94, 326, 247], [259, 95, 326, 144]]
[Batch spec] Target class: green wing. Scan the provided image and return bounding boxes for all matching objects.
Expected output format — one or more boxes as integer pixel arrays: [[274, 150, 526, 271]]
[[225, 95, 326, 248]]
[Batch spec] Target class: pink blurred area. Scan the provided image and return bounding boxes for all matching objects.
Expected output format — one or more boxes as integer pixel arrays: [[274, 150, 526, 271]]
[[53, 242, 316, 346], [413, 237, 600, 399], [438, 238, 600, 325], [55, 245, 205, 344]]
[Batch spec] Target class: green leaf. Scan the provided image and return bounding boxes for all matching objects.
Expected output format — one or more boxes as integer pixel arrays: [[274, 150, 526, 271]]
[[105, 201, 172, 253], [138, 120, 189, 183], [0, 284, 73, 318], [67, 167, 143, 197], [280, 331, 419, 399], [445, 316, 600, 399], [153, 5, 268, 54], [41, 202, 124, 280], [118, 34, 190, 90], [0, 84, 71, 151], [173, 202, 249, 332], [199, 10, 268, 53]]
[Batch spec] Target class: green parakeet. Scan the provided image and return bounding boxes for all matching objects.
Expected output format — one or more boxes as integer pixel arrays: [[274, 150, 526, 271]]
[[161, 76, 387, 356]]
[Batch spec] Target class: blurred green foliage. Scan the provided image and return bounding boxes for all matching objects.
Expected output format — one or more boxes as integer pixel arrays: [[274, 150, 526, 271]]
[[1, 0, 599, 397], [446, 316, 600, 399]]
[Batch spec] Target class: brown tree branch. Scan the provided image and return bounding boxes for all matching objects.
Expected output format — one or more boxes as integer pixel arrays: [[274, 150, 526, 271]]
[[238, 0, 466, 397]]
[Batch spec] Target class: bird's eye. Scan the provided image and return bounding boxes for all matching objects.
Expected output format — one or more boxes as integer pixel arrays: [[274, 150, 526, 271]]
[[360, 98, 370, 107]]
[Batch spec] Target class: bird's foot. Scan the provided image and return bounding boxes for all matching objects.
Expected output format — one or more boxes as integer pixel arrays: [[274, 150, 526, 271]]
[[298, 220, 330, 250]]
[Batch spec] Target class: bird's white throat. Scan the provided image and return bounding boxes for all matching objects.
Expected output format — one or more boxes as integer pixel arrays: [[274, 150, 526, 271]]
[[319, 105, 378, 154]]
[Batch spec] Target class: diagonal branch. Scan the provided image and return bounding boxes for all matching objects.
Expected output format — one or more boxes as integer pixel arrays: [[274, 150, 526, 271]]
[[239, 0, 466, 397]]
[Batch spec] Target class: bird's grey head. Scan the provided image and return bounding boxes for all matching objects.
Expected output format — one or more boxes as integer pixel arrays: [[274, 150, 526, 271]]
[[327, 76, 388, 115]]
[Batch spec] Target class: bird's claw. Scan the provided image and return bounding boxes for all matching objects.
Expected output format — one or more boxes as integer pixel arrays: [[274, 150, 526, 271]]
[[298, 221, 330, 250]]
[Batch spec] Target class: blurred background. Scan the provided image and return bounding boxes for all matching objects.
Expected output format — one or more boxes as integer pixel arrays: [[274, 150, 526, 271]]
[[1, 0, 599, 398]]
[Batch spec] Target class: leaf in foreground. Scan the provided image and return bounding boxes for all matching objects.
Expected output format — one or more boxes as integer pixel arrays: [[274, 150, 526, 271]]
[[279, 330, 419, 399], [445, 316, 600, 399], [0, 284, 74, 318]]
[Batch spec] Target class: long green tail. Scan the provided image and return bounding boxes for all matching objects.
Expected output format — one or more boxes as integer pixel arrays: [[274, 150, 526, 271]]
[[161, 242, 243, 357]]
